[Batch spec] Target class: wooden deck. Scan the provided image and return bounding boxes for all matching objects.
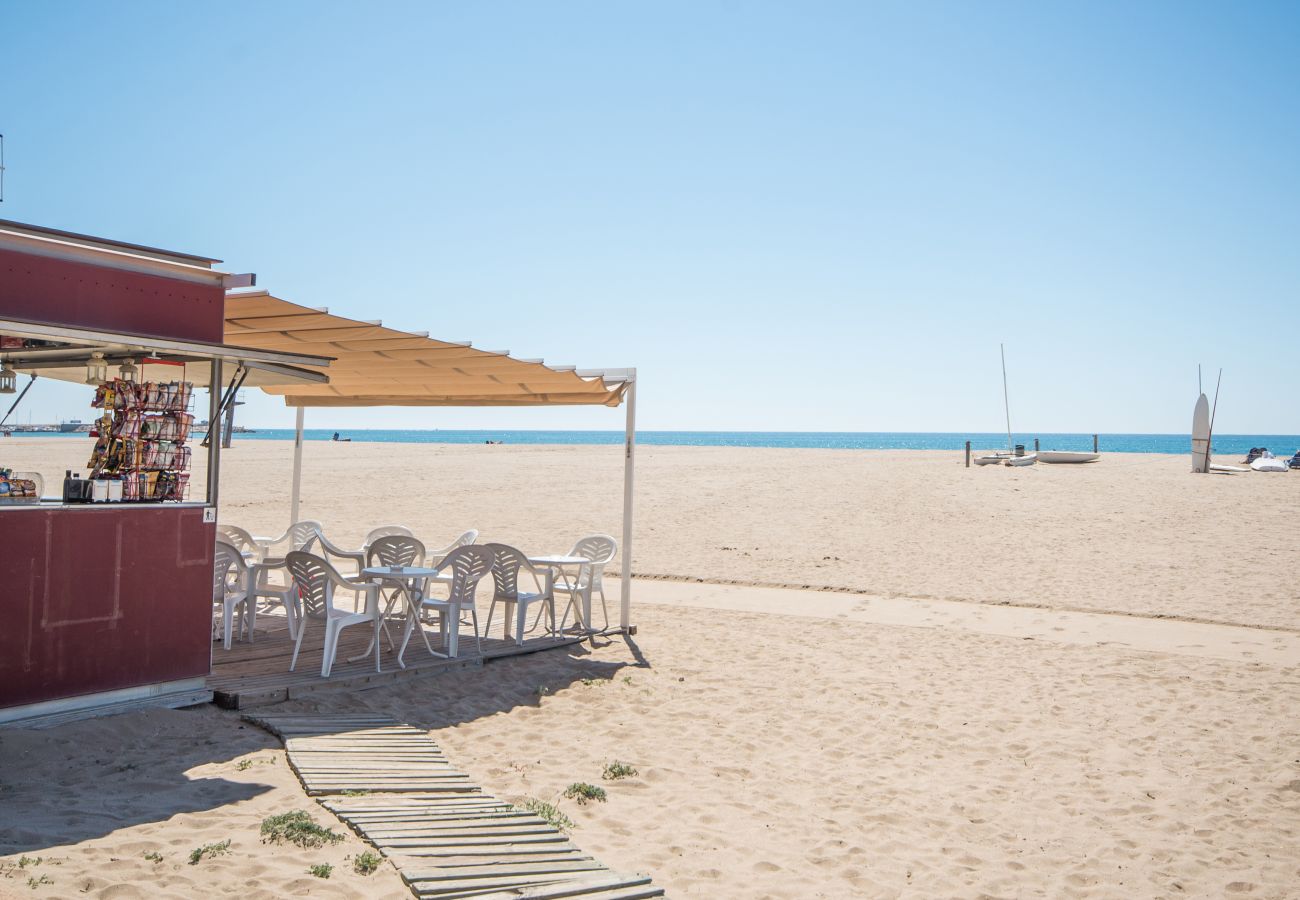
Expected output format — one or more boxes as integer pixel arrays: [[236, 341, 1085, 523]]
[[208, 613, 588, 709], [247, 713, 665, 899]]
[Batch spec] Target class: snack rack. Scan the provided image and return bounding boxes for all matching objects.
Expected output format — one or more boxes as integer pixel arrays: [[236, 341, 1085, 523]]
[[88, 379, 194, 501], [0, 470, 42, 504]]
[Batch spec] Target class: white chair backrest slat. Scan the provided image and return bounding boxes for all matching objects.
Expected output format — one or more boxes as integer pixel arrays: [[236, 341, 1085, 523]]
[[213, 540, 247, 601], [367, 535, 426, 569], [485, 543, 534, 602], [286, 550, 347, 619], [568, 534, 618, 588], [365, 525, 414, 546], [438, 545, 495, 605], [217, 525, 259, 556]]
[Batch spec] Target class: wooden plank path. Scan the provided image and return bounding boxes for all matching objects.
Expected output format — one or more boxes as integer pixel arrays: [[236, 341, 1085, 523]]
[[247, 713, 665, 900]]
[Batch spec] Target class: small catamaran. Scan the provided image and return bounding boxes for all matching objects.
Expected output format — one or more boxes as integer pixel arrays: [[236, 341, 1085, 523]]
[[974, 344, 1037, 467]]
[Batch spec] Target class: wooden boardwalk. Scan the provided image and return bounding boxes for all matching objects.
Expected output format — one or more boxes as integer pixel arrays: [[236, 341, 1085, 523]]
[[209, 615, 585, 709], [248, 713, 665, 900]]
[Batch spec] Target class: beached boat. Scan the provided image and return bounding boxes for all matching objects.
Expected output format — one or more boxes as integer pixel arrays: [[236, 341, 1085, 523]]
[[1038, 450, 1099, 464], [973, 345, 1037, 468]]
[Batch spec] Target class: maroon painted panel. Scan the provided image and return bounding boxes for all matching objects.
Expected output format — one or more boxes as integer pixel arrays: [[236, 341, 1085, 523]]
[[0, 507, 214, 709], [0, 248, 223, 343]]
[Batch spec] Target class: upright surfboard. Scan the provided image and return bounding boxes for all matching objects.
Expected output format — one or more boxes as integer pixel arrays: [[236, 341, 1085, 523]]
[[1191, 393, 1210, 473]]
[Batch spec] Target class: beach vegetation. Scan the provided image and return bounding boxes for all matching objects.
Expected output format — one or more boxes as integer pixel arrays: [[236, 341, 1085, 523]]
[[352, 851, 382, 875], [308, 863, 333, 879], [142, 851, 163, 863], [602, 760, 638, 780], [519, 798, 574, 832], [563, 783, 607, 805], [260, 811, 343, 849], [26, 874, 53, 888], [188, 840, 230, 865], [340, 789, 372, 797]]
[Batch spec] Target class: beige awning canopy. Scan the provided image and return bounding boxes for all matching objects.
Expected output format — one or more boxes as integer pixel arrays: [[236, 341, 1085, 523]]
[[224, 291, 629, 407]]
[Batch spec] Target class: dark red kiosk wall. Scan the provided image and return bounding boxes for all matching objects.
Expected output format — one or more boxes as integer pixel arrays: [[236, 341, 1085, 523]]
[[0, 247, 224, 343], [0, 250, 222, 710], [0, 507, 215, 709]]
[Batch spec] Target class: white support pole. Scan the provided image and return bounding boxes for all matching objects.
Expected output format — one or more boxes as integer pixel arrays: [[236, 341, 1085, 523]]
[[619, 373, 637, 631], [289, 405, 305, 525]]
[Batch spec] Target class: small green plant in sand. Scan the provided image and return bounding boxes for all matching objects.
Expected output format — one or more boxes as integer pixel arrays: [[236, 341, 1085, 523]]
[[235, 759, 253, 771], [26, 874, 52, 888], [17, 857, 42, 869], [188, 840, 231, 865], [260, 811, 343, 849], [580, 675, 604, 687], [142, 851, 164, 863], [621, 675, 634, 685], [352, 851, 382, 875], [602, 760, 638, 780], [519, 798, 574, 832], [340, 789, 372, 797], [563, 783, 607, 805], [308, 863, 333, 879]]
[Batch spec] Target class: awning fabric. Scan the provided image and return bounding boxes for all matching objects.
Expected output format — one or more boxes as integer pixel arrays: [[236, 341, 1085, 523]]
[[224, 291, 629, 407], [0, 316, 331, 388]]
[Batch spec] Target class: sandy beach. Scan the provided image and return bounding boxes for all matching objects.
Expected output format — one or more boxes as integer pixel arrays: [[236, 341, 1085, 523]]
[[1, 439, 1297, 898], [6, 438, 1297, 627]]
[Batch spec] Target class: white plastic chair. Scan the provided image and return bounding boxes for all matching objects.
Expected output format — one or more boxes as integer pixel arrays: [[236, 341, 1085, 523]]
[[484, 543, 557, 646], [399, 544, 494, 662], [554, 534, 617, 632], [213, 540, 252, 650], [365, 535, 427, 632], [417, 529, 481, 594], [286, 550, 380, 677], [255, 520, 323, 557], [217, 524, 263, 561], [217, 523, 304, 636], [425, 529, 479, 566], [315, 525, 415, 581]]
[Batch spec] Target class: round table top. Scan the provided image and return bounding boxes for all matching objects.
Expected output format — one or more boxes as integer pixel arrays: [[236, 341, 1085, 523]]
[[362, 565, 441, 578], [528, 555, 592, 566]]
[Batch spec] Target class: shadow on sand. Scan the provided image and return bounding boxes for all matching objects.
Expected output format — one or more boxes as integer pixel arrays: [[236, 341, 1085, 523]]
[[0, 707, 276, 855], [0, 632, 652, 857]]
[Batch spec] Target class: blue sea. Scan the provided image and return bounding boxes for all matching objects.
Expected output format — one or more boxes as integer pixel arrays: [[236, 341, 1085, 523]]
[[14, 429, 1287, 455]]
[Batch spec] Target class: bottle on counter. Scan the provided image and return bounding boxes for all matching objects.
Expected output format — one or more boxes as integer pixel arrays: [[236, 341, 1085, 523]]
[[62, 469, 74, 503]]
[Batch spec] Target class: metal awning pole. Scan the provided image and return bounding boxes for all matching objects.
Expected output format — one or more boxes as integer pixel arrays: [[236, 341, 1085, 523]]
[[289, 405, 305, 525], [207, 360, 223, 509], [619, 372, 637, 632]]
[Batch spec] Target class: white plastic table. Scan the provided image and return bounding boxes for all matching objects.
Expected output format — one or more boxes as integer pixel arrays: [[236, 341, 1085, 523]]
[[360, 565, 442, 668], [528, 555, 594, 634]]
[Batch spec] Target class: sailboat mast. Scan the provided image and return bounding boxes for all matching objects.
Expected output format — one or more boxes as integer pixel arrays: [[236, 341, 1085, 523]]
[[1001, 343, 1013, 454]]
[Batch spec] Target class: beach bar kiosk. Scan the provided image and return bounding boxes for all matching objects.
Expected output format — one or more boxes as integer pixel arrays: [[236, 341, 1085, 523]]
[[0, 220, 328, 725]]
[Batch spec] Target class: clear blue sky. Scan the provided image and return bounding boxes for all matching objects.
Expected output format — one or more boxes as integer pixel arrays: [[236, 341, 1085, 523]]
[[4, 1, 1297, 433]]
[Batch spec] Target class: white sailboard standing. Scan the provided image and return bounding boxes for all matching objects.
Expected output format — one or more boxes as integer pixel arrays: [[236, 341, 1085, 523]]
[[1191, 393, 1210, 473]]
